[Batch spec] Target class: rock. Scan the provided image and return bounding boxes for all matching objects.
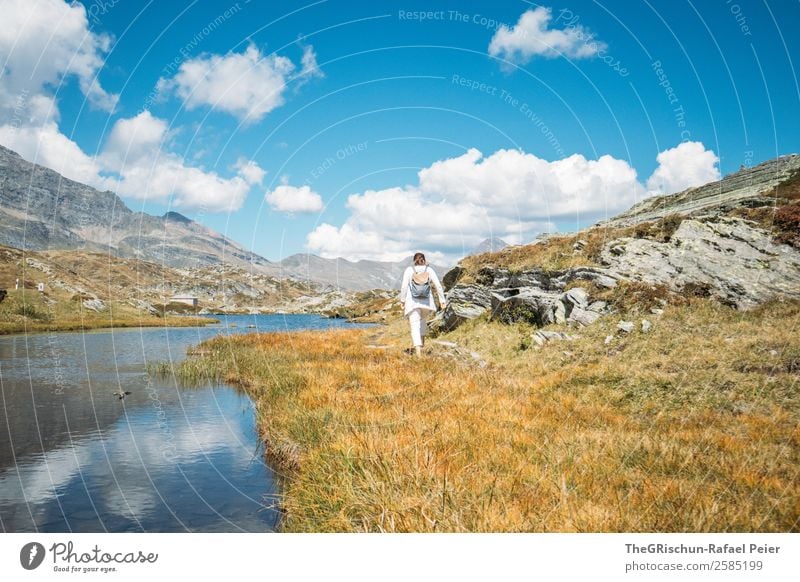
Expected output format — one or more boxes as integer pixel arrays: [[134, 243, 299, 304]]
[[0, 289, 6, 303], [641, 319, 653, 333], [551, 267, 619, 289], [588, 300, 607, 312], [563, 287, 589, 308], [441, 266, 465, 291], [490, 289, 564, 326], [604, 334, 614, 345], [437, 284, 493, 331], [569, 307, 602, 327], [133, 299, 158, 315], [531, 330, 577, 346], [573, 239, 588, 252], [82, 298, 106, 312], [600, 217, 800, 309], [650, 307, 664, 315], [617, 320, 635, 334], [476, 267, 511, 288]]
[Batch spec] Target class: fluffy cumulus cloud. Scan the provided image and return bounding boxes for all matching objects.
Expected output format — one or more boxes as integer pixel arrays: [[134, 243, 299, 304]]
[[0, 0, 265, 214], [157, 43, 323, 124], [646, 141, 720, 195], [0, 0, 118, 181], [266, 184, 324, 213], [234, 157, 266, 185], [0, 0, 118, 116], [99, 111, 264, 212], [489, 7, 605, 64], [306, 143, 720, 262]]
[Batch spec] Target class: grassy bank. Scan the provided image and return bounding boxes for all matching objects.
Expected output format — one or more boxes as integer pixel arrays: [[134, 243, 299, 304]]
[[0, 289, 213, 334], [160, 297, 799, 532]]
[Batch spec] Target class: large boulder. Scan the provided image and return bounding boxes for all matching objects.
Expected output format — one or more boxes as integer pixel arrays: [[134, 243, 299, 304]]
[[441, 266, 465, 291], [490, 289, 566, 326], [599, 217, 800, 309], [436, 283, 493, 331]]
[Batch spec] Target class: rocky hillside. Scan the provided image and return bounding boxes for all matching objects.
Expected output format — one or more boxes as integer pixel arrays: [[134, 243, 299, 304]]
[[436, 154, 800, 336], [603, 154, 800, 227], [0, 244, 373, 316]]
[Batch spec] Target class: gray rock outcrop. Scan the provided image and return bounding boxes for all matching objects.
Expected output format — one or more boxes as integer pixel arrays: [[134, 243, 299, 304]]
[[599, 217, 800, 309], [438, 265, 616, 331]]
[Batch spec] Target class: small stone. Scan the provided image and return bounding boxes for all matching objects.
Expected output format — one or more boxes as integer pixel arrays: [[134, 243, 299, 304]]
[[532, 330, 577, 345], [650, 307, 664, 315], [569, 307, 601, 327], [617, 320, 635, 334], [563, 287, 589, 308], [641, 319, 653, 333], [769, 349, 778, 356], [588, 300, 607, 313], [604, 334, 614, 345]]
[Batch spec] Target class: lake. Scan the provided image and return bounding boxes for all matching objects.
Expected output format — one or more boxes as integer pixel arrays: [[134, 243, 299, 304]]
[[0, 314, 368, 532]]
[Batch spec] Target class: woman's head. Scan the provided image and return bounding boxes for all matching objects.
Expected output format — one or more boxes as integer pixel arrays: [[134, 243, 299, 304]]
[[413, 252, 426, 266]]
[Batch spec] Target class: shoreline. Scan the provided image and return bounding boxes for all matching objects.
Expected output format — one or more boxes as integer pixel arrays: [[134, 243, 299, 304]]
[[0, 315, 218, 336]]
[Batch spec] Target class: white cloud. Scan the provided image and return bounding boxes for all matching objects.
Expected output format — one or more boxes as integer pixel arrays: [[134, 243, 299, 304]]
[[0, 0, 118, 117], [306, 143, 721, 262], [489, 7, 605, 64], [99, 111, 257, 212], [234, 157, 266, 185], [306, 148, 644, 261], [0, 1, 263, 214], [0, 110, 261, 213], [157, 43, 320, 124], [266, 184, 323, 213], [298, 45, 324, 81], [646, 141, 721, 195]]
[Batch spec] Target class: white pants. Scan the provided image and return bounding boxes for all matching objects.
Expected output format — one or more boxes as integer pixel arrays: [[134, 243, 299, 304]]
[[408, 308, 429, 347]]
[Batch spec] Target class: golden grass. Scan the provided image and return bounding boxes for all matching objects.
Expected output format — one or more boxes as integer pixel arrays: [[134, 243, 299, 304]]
[[165, 297, 800, 532]]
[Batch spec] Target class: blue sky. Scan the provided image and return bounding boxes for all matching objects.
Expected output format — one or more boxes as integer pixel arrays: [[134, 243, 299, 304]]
[[1, 0, 798, 262]]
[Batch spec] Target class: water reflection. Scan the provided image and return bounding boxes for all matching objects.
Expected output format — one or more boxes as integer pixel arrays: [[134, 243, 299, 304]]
[[0, 314, 366, 532]]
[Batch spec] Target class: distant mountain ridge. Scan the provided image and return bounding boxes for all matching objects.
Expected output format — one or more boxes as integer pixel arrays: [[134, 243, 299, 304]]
[[278, 253, 450, 291]]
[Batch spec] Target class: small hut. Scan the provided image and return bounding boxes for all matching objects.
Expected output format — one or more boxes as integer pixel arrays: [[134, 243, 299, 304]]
[[169, 295, 198, 307]]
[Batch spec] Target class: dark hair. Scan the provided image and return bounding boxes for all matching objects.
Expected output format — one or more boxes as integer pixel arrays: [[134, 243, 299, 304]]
[[413, 252, 426, 266]]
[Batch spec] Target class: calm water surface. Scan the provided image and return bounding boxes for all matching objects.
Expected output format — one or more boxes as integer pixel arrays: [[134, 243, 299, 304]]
[[0, 314, 367, 532]]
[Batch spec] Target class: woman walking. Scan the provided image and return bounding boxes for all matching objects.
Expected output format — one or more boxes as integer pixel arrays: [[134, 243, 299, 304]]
[[399, 252, 446, 357]]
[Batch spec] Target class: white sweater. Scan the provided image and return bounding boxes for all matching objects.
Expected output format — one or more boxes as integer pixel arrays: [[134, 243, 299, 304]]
[[399, 265, 446, 316]]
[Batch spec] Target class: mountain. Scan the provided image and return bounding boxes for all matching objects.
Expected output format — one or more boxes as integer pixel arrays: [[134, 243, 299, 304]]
[[278, 253, 451, 292], [471, 237, 509, 255], [0, 144, 276, 272]]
